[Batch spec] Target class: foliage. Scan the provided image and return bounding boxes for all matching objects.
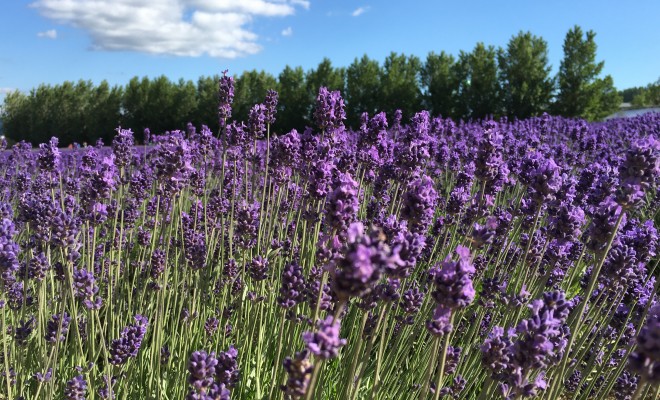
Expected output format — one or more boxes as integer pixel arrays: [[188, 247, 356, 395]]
[[553, 26, 621, 120], [498, 31, 554, 119]]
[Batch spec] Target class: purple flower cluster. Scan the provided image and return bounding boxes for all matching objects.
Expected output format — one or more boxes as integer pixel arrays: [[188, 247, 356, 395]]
[[481, 291, 571, 398], [330, 222, 399, 300], [218, 70, 234, 126], [187, 346, 238, 399], [426, 245, 475, 336], [314, 87, 346, 133], [628, 304, 660, 384], [303, 315, 347, 360], [108, 314, 149, 365]]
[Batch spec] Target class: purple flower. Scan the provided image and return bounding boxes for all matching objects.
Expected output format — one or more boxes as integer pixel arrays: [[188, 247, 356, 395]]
[[529, 158, 563, 203], [0, 218, 20, 279], [426, 304, 453, 336], [331, 222, 398, 300], [188, 351, 218, 392], [628, 304, 660, 384], [282, 350, 314, 398], [587, 199, 626, 254], [45, 312, 71, 344], [428, 245, 476, 310], [325, 172, 359, 235], [218, 70, 234, 126], [248, 103, 267, 140], [216, 345, 239, 388], [303, 316, 346, 360], [14, 315, 36, 346], [400, 283, 424, 316], [278, 261, 306, 308], [72, 268, 102, 310], [314, 87, 346, 132], [481, 326, 516, 376], [617, 137, 660, 209], [108, 315, 149, 365], [34, 368, 53, 383], [264, 89, 278, 125], [64, 375, 87, 400], [248, 256, 269, 281], [400, 175, 438, 234], [112, 128, 135, 168], [38, 137, 61, 173], [204, 317, 219, 337]]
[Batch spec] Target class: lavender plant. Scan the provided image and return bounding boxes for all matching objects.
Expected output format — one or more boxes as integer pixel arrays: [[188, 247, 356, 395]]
[[0, 79, 658, 400]]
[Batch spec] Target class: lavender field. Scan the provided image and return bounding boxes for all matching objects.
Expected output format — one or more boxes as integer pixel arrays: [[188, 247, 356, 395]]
[[0, 77, 659, 400]]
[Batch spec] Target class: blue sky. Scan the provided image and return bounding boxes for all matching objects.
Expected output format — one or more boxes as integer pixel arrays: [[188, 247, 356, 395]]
[[1, 0, 659, 101]]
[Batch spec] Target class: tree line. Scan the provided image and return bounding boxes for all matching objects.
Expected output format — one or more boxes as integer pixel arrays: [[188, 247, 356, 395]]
[[1, 26, 621, 145], [620, 79, 660, 108]]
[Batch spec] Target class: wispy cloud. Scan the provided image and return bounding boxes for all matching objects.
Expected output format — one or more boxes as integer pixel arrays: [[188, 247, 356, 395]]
[[37, 29, 57, 39], [0, 88, 16, 94], [30, 0, 310, 58], [281, 26, 293, 36], [351, 6, 370, 17]]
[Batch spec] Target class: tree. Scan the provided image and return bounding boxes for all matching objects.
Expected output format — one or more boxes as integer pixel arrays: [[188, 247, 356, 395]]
[[232, 70, 278, 124], [277, 65, 309, 133], [122, 76, 152, 136], [498, 31, 554, 119], [554, 26, 621, 120], [1, 90, 30, 142], [454, 43, 501, 120], [85, 80, 123, 144], [421, 51, 457, 118], [193, 75, 222, 134], [172, 78, 198, 131], [631, 78, 660, 107], [379, 52, 423, 121], [346, 55, 382, 127]]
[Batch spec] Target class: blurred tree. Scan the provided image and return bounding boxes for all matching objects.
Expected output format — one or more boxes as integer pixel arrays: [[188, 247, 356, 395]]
[[85, 80, 123, 144], [0, 90, 30, 142], [277, 65, 309, 133], [421, 51, 457, 118], [193, 75, 222, 134], [498, 31, 554, 119], [173, 78, 198, 131], [454, 43, 501, 120], [553, 25, 621, 120], [379, 52, 423, 121], [233, 70, 278, 124], [346, 55, 382, 127], [631, 78, 660, 107], [122, 76, 152, 136]]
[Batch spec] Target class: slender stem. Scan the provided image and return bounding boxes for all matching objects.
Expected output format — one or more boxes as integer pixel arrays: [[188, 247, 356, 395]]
[[433, 315, 455, 400], [630, 381, 647, 400], [549, 211, 625, 400], [420, 336, 442, 400]]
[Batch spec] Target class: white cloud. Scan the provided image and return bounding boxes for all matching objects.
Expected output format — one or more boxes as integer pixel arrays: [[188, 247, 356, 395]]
[[30, 0, 309, 58], [351, 6, 369, 17], [0, 88, 16, 94], [281, 26, 293, 36], [37, 29, 57, 39]]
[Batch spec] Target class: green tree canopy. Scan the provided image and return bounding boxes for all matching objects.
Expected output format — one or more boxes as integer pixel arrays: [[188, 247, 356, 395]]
[[554, 25, 621, 120], [277, 65, 309, 132], [421, 51, 457, 119], [379, 52, 423, 121], [346, 55, 382, 127], [454, 43, 501, 120], [498, 31, 554, 119]]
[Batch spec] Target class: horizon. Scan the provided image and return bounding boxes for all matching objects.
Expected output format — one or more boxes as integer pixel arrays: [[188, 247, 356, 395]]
[[1, 1, 660, 102]]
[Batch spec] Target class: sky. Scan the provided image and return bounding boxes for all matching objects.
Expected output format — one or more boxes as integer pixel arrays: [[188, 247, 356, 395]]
[[1, 0, 659, 102]]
